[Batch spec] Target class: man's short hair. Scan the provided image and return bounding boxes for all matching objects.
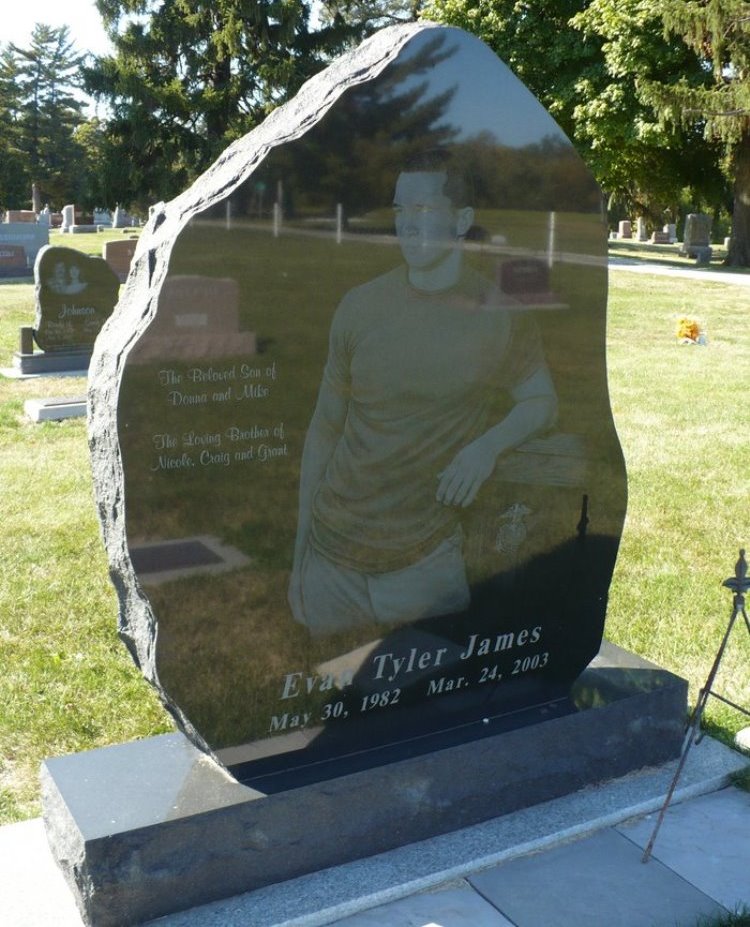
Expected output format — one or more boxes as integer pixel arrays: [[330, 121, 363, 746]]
[[402, 148, 473, 208]]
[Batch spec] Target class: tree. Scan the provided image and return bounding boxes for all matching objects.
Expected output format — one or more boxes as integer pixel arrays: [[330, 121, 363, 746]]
[[424, 0, 726, 226], [0, 46, 28, 209], [317, 0, 424, 42], [7, 24, 86, 208], [83, 0, 343, 208], [570, 0, 726, 226], [636, 0, 750, 265]]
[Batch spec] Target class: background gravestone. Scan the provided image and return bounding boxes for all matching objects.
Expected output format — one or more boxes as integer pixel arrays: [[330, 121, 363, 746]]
[[91, 24, 627, 784], [33, 245, 120, 352], [102, 238, 138, 282], [0, 221, 48, 269], [681, 212, 712, 261], [0, 244, 28, 278]]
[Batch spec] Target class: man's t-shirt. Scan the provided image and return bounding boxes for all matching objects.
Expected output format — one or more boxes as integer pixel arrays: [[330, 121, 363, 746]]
[[310, 264, 544, 572]]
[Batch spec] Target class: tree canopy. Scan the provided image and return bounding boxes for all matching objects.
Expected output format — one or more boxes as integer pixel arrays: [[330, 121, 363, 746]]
[[638, 0, 750, 265], [0, 24, 87, 209], [82, 0, 345, 208], [4, 0, 750, 263], [570, 0, 726, 223]]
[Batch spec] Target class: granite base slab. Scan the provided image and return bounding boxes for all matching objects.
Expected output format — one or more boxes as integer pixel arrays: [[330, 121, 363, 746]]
[[41, 643, 687, 927], [13, 349, 91, 375]]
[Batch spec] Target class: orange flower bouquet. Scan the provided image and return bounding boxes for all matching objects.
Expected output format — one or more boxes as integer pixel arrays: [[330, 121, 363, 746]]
[[676, 317, 705, 344]]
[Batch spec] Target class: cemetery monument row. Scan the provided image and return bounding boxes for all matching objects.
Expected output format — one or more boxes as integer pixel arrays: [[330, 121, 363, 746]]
[[91, 23, 628, 778]]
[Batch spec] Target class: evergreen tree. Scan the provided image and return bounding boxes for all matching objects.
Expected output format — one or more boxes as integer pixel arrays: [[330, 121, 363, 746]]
[[84, 0, 340, 207], [637, 0, 750, 265], [9, 24, 86, 208], [0, 46, 28, 209]]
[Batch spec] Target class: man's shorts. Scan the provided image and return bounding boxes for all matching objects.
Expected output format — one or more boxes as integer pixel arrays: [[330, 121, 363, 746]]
[[299, 533, 470, 634]]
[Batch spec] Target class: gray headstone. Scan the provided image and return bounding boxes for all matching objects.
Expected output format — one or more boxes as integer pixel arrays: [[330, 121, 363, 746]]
[[33, 245, 120, 352], [61, 204, 75, 232], [0, 222, 48, 266], [112, 205, 133, 228], [681, 213, 712, 257], [617, 220, 632, 239], [89, 23, 627, 783]]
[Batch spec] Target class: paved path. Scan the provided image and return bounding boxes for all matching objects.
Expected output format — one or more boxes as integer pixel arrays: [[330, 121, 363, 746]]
[[609, 257, 750, 286]]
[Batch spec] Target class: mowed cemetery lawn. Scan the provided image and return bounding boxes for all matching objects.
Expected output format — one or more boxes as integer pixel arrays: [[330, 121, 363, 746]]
[[1, 234, 749, 824]]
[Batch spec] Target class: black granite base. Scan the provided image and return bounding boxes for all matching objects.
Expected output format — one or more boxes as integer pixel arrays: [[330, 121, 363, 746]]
[[41, 642, 687, 927]]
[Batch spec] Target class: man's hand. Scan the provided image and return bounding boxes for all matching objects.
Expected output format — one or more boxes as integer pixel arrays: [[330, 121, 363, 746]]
[[436, 438, 497, 508]]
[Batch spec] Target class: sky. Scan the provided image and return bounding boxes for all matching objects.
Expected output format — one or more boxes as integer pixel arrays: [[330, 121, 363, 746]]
[[4, 1, 112, 56]]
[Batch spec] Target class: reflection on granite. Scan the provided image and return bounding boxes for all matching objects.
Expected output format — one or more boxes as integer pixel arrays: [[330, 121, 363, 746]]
[[44, 734, 255, 837], [94, 24, 627, 773]]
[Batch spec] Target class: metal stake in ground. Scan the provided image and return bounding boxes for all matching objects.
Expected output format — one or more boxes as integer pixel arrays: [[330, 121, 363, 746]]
[[641, 548, 750, 863]]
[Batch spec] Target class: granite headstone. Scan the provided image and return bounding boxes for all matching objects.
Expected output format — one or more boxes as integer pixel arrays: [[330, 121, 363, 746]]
[[102, 237, 137, 282], [61, 204, 75, 233], [33, 246, 120, 352], [617, 220, 632, 239], [35, 24, 694, 926], [681, 212, 712, 261], [0, 221, 48, 266], [90, 23, 628, 784], [0, 244, 28, 277]]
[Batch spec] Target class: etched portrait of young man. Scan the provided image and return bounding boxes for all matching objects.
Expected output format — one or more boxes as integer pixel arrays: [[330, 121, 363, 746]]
[[289, 150, 557, 634]]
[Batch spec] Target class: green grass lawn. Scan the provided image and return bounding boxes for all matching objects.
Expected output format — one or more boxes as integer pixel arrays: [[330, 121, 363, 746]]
[[0, 238, 748, 824]]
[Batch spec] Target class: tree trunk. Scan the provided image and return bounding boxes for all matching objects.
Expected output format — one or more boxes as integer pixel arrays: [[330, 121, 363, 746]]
[[726, 130, 750, 267]]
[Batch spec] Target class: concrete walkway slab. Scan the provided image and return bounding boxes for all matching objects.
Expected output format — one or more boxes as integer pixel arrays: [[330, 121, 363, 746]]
[[468, 828, 725, 927], [0, 819, 83, 927], [618, 787, 750, 911], [327, 884, 514, 927], [609, 258, 750, 286]]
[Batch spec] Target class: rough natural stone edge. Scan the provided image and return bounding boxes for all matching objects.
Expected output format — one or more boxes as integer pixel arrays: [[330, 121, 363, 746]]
[[40, 761, 94, 925], [86, 22, 436, 761]]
